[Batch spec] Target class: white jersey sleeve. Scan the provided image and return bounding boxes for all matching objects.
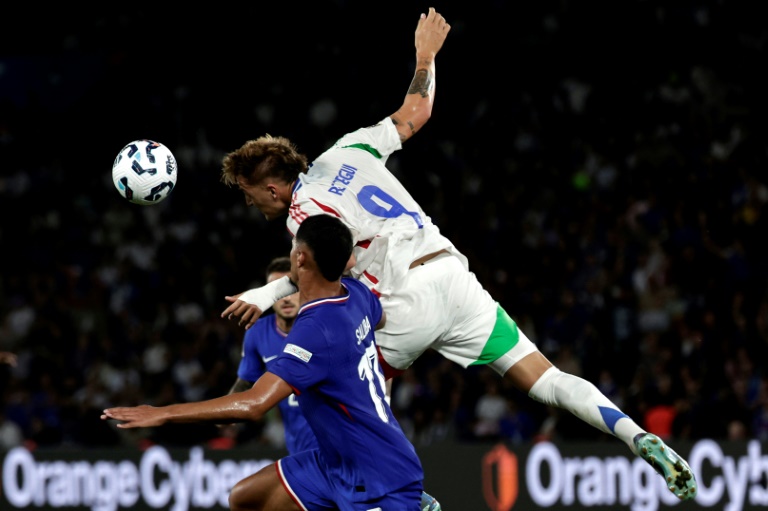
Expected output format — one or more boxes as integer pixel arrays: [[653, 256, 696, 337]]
[[285, 117, 467, 297]]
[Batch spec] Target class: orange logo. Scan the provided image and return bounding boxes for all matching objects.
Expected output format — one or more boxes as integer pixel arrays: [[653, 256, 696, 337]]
[[482, 443, 518, 511]]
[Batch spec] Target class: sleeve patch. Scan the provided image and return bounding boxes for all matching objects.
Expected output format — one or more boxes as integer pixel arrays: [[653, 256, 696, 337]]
[[284, 343, 313, 362]]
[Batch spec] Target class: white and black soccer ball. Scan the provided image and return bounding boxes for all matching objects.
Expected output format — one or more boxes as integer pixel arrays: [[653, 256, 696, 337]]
[[112, 139, 178, 205]]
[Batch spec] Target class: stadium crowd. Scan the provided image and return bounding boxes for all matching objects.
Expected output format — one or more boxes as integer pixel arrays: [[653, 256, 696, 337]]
[[2, 0, 768, 451]]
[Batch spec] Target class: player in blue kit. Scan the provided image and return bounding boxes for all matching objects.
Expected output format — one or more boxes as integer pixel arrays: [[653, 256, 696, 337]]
[[226, 256, 317, 455], [102, 214, 425, 510], [228, 256, 441, 510]]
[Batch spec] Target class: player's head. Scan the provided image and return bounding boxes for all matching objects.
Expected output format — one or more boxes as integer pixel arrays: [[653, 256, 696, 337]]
[[265, 256, 292, 281], [265, 256, 299, 322], [292, 215, 353, 283], [220, 135, 308, 220]]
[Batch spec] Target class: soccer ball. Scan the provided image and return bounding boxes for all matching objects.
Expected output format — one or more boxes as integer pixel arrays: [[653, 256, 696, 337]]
[[112, 139, 178, 205]]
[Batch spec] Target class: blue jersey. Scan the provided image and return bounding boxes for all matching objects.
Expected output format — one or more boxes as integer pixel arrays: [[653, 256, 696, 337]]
[[270, 277, 423, 501], [237, 314, 319, 454]]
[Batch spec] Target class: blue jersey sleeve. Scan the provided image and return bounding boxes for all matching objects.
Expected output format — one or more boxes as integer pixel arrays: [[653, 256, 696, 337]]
[[237, 324, 266, 383], [269, 318, 330, 393]]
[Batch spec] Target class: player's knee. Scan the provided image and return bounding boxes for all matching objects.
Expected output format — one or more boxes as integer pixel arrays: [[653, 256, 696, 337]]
[[229, 479, 257, 511], [228, 484, 244, 511]]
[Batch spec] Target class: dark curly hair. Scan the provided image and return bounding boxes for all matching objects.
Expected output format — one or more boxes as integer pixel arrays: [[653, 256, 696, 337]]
[[295, 215, 353, 282]]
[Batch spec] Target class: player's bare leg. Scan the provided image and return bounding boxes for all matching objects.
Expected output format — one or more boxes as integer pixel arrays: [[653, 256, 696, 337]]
[[507, 351, 697, 500], [502, 350, 552, 391], [229, 464, 300, 511]]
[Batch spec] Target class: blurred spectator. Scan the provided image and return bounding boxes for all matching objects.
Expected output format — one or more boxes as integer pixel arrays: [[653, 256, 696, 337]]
[[141, 331, 172, 396], [499, 398, 536, 444], [727, 419, 748, 440], [0, 409, 23, 450], [644, 404, 677, 440], [0, 352, 18, 367], [171, 343, 207, 403], [473, 380, 509, 439], [0, 354, 23, 449]]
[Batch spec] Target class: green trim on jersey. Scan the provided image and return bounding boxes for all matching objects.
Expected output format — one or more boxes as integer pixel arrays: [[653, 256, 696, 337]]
[[470, 305, 520, 366], [341, 143, 383, 159]]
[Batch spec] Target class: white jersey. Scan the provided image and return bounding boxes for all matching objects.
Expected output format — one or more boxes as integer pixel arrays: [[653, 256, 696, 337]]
[[285, 117, 467, 298], [285, 117, 533, 373]]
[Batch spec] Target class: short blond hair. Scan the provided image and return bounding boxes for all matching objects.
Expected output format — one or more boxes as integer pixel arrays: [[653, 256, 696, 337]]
[[220, 134, 308, 187]]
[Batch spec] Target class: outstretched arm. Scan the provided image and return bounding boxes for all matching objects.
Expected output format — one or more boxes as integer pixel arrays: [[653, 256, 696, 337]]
[[101, 373, 292, 428], [390, 7, 451, 143], [221, 275, 298, 330], [216, 377, 257, 429]]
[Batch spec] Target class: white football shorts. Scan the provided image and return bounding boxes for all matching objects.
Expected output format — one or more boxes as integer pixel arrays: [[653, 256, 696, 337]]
[[376, 252, 538, 375]]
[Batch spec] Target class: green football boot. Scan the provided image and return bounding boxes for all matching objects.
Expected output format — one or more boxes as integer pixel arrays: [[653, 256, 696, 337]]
[[634, 433, 697, 501]]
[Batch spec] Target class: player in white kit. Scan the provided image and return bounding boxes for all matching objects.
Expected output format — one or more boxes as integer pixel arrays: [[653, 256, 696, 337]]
[[220, 7, 696, 501]]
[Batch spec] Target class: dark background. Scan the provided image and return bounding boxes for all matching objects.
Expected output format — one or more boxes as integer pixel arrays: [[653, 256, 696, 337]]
[[2, 1, 768, 451]]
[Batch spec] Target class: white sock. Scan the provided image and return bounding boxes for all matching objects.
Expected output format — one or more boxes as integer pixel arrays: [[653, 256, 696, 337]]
[[528, 367, 646, 454]]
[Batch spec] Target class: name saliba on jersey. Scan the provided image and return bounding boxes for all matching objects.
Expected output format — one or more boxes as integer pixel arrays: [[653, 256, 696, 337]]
[[356, 316, 372, 344]]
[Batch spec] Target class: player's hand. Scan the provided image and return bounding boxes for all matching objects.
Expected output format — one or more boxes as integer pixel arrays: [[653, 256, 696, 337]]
[[221, 294, 264, 330], [101, 405, 166, 428], [415, 7, 450, 58]]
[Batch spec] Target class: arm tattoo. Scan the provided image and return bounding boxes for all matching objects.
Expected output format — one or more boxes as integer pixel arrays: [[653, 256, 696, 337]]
[[391, 117, 416, 139], [407, 69, 433, 98]]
